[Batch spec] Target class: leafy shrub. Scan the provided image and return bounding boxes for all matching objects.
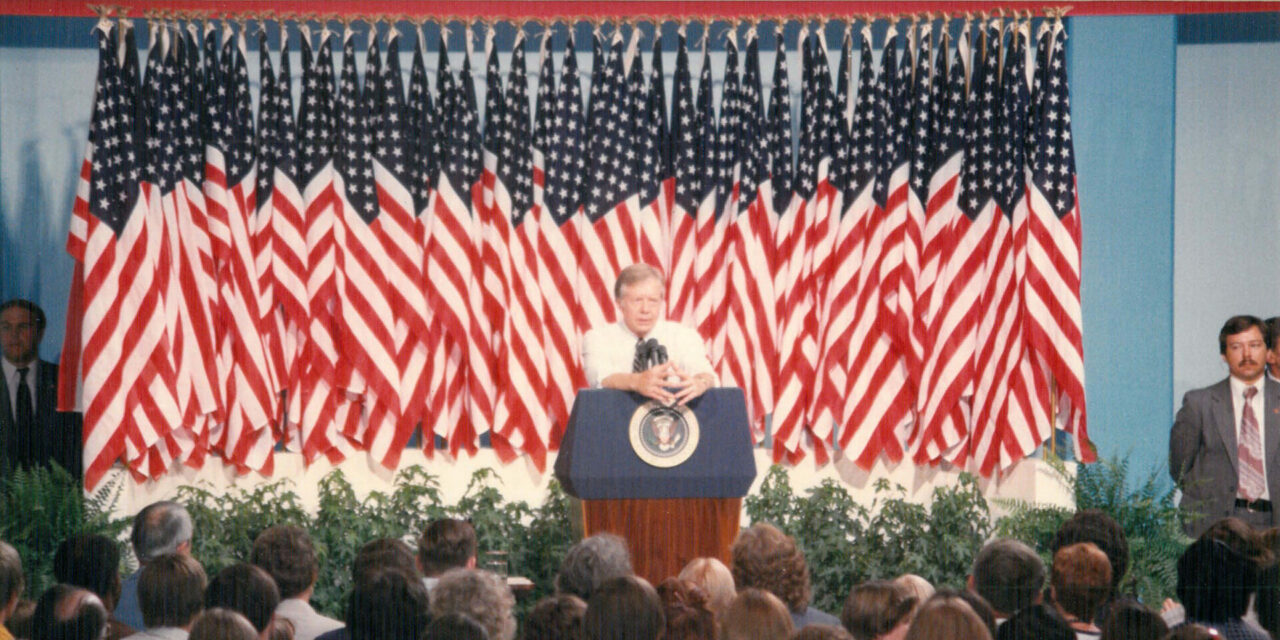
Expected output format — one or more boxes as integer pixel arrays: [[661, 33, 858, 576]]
[[0, 464, 127, 598]]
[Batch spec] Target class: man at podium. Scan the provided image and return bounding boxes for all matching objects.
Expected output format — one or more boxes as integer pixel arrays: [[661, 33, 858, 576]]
[[581, 264, 717, 406]]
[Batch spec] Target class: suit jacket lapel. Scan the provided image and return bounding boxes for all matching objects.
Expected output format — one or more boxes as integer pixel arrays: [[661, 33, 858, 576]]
[[1213, 378, 1239, 472], [1265, 378, 1280, 474]]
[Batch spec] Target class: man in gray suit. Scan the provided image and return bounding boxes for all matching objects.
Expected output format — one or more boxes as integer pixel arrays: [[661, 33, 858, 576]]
[[1170, 315, 1280, 537]]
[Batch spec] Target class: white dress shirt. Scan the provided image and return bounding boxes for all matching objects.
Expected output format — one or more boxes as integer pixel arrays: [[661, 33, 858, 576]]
[[581, 320, 717, 388], [275, 598, 343, 640], [1, 357, 38, 420], [1230, 375, 1269, 501]]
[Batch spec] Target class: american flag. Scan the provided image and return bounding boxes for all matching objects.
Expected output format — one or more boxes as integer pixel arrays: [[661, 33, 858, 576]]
[[688, 34, 722, 358], [666, 28, 701, 326], [633, 30, 671, 277], [695, 31, 734, 369], [253, 30, 287, 434], [1025, 19, 1092, 463]]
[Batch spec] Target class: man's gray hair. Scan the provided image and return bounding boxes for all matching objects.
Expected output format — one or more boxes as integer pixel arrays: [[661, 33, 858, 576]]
[[970, 538, 1046, 616], [429, 569, 517, 640], [555, 533, 633, 601], [131, 501, 193, 562], [613, 264, 665, 299]]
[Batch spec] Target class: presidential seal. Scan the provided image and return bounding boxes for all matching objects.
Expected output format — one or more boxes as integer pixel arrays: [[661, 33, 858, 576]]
[[629, 401, 699, 468]]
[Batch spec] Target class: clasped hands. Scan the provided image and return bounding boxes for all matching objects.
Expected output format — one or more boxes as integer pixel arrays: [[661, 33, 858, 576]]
[[630, 362, 711, 406]]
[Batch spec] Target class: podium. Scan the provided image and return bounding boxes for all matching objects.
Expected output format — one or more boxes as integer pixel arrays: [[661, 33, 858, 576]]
[[554, 389, 756, 585]]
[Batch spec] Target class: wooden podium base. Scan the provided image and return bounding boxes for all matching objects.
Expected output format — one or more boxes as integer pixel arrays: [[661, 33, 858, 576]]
[[581, 497, 741, 586]]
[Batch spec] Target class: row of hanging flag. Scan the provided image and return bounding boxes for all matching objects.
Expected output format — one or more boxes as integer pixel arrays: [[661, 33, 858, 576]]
[[59, 12, 1091, 490]]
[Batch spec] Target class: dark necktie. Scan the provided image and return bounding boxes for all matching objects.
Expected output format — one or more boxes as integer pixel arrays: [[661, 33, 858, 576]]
[[633, 338, 647, 373], [15, 367, 34, 446]]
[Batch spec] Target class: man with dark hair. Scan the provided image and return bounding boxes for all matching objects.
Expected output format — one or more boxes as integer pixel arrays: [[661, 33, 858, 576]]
[[53, 534, 134, 640], [131, 553, 206, 639], [0, 541, 22, 640], [117, 501, 194, 631], [581, 264, 716, 405], [251, 525, 340, 640], [730, 523, 840, 629], [31, 585, 108, 640], [1173, 536, 1270, 640], [346, 567, 429, 640], [1266, 317, 1280, 381], [0, 298, 81, 479], [205, 564, 280, 637], [1170, 314, 1280, 536], [418, 519, 476, 591], [968, 538, 1046, 624], [316, 539, 424, 640]]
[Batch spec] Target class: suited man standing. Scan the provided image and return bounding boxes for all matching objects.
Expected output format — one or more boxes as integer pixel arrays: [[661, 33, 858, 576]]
[[0, 298, 81, 479], [1170, 315, 1280, 536]]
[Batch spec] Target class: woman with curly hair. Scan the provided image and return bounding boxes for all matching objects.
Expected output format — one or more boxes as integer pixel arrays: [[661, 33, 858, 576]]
[[430, 569, 517, 640], [656, 578, 716, 640], [731, 523, 841, 629]]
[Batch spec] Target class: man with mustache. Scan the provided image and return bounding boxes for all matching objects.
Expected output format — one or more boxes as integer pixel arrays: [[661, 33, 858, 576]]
[[1170, 315, 1280, 536]]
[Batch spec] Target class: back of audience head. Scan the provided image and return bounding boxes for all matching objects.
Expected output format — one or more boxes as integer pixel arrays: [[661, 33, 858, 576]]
[[205, 563, 280, 635], [346, 566, 429, 640], [968, 538, 1044, 618], [1, 541, 23, 625], [677, 556, 736, 616], [1162, 625, 1217, 640], [732, 523, 813, 615], [993, 603, 1071, 640], [655, 577, 715, 640], [584, 575, 665, 640], [52, 535, 122, 612], [721, 588, 794, 640], [1176, 536, 1254, 622], [352, 538, 420, 585], [139, 552, 206, 629], [902, 595, 991, 640], [930, 589, 996, 640], [1199, 516, 1274, 568], [430, 568, 516, 640], [131, 501, 193, 563], [251, 525, 318, 600], [189, 608, 258, 640], [841, 580, 915, 640], [891, 575, 933, 618], [32, 585, 108, 640], [9, 598, 38, 639], [521, 594, 587, 640], [794, 624, 854, 640], [418, 518, 477, 578], [424, 613, 490, 640], [1050, 542, 1112, 625], [555, 533, 632, 602], [1098, 598, 1168, 640], [1255, 526, 1280, 638], [1049, 510, 1129, 591]]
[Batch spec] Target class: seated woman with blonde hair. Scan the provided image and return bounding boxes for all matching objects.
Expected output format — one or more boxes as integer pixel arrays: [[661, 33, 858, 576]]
[[722, 589, 795, 640], [903, 595, 992, 640], [678, 557, 736, 617]]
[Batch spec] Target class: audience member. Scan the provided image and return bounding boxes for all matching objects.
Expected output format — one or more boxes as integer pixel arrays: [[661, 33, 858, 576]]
[[1, 542, 22, 640], [31, 586, 108, 640], [188, 610, 256, 640], [118, 501, 194, 631], [721, 589, 794, 640], [841, 580, 915, 640], [1050, 542, 1112, 639], [1098, 598, 1168, 640], [251, 525, 340, 640], [793, 625, 854, 640], [1049, 511, 1130, 625], [655, 578, 715, 640], [345, 567, 428, 640], [204, 563, 280, 638], [995, 603, 1072, 640], [352, 538, 419, 586], [1173, 536, 1269, 640], [968, 539, 1045, 623], [928, 589, 997, 640], [891, 576, 933, 621], [583, 576, 665, 640], [130, 553, 206, 640], [429, 569, 516, 640], [1162, 625, 1216, 640], [555, 533, 632, 602], [1255, 526, 1280, 639], [8, 599, 36, 640], [903, 594, 992, 640], [677, 557, 736, 617], [52, 534, 134, 640], [418, 519, 477, 592], [424, 613, 489, 640], [732, 523, 841, 629], [520, 594, 586, 640]]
